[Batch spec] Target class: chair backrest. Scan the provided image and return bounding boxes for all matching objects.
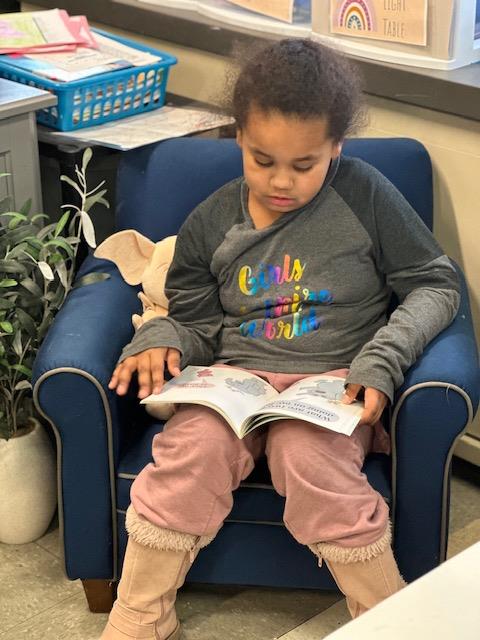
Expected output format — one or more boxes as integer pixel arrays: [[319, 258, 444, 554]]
[[116, 136, 433, 240]]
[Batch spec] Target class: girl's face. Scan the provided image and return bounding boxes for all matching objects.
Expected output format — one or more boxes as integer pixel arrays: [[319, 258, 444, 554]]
[[236, 108, 342, 226]]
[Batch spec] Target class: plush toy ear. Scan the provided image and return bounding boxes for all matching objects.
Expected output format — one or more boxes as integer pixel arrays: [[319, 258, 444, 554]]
[[142, 235, 177, 305], [94, 230, 155, 285]]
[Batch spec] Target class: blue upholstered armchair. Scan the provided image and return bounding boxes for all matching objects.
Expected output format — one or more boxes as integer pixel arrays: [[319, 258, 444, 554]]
[[32, 137, 480, 613]]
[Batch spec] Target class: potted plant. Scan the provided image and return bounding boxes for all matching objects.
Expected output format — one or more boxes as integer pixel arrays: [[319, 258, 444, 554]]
[[0, 148, 109, 544]]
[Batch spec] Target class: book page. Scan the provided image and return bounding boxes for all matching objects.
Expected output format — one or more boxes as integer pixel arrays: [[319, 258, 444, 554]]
[[142, 366, 278, 436], [248, 374, 362, 436]]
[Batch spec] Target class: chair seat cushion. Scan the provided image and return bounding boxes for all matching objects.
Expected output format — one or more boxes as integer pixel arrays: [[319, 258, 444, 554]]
[[117, 419, 392, 523]]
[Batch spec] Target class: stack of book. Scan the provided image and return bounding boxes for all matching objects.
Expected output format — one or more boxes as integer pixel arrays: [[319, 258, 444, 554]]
[[0, 9, 161, 82]]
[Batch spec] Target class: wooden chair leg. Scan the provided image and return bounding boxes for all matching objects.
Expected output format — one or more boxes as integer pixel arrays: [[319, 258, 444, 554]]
[[82, 579, 117, 613]]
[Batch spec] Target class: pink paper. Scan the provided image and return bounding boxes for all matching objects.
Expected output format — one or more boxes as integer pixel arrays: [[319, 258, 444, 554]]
[[0, 44, 77, 54], [69, 15, 98, 49]]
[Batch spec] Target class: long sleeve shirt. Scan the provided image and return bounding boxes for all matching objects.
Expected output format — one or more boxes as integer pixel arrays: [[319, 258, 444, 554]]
[[118, 155, 460, 402]]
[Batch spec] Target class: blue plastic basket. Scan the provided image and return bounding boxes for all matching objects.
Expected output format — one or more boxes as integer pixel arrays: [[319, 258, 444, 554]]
[[0, 29, 177, 131]]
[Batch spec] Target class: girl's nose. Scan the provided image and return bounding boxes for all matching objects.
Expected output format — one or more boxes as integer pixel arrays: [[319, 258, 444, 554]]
[[271, 169, 293, 190]]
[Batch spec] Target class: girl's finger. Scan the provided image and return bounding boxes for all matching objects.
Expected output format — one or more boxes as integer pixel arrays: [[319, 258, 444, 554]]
[[108, 364, 122, 389], [150, 349, 166, 394], [167, 348, 181, 377], [361, 389, 387, 424], [137, 353, 153, 399], [342, 383, 362, 404], [115, 359, 137, 395]]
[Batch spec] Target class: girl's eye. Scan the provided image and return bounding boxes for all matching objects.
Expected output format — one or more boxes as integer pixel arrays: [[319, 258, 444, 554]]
[[294, 165, 313, 173], [254, 158, 273, 167]]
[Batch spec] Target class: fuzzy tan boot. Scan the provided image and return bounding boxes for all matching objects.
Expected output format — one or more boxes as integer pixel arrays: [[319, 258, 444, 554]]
[[310, 526, 406, 618], [101, 507, 214, 639], [325, 546, 406, 618]]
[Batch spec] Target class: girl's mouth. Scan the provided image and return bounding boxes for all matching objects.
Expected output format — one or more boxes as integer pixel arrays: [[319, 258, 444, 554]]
[[268, 196, 295, 207]]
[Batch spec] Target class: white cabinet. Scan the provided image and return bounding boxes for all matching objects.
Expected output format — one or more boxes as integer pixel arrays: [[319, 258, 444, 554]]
[[0, 78, 56, 214]]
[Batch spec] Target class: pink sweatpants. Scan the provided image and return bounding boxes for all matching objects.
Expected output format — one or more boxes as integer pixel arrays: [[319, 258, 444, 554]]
[[131, 367, 391, 548]]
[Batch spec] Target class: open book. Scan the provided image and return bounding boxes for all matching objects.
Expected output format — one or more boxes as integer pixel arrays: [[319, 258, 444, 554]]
[[141, 366, 363, 438]]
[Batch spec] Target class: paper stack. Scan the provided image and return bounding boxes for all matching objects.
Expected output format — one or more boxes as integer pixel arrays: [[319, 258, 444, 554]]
[[0, 10, 161, 82]]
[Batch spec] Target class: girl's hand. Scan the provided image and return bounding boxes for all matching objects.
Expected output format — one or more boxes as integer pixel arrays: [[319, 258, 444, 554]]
[[108, 347, 181, 399], [342, 384, 388, 425]]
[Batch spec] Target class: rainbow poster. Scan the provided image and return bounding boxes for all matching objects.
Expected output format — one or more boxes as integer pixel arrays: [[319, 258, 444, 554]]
[[330, 0, 428, 46]]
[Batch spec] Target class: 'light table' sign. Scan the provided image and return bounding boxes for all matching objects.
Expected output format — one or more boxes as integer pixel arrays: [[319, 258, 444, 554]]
[[330, 0, 428, 46]]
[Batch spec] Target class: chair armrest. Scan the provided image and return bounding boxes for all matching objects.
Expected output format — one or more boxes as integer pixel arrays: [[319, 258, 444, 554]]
[[33, 255, 140, 385], [391, 265, 480, 580], [32, 256, 141, 581], [398, 264, 479, 409]]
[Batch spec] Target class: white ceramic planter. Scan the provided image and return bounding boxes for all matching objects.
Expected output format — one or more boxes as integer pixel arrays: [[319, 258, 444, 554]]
[[0, 420, 57, 545]]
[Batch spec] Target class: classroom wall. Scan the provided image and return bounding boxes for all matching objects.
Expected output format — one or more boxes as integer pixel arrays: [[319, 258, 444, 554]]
[[359, 97, 480, 457]]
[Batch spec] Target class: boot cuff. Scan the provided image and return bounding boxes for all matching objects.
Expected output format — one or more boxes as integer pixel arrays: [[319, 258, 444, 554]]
[[309, 522, 392, 564], [126, 505, 215, 552]]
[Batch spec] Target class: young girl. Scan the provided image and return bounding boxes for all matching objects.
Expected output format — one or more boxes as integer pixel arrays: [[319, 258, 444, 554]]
[[101, 39, 459, 640]]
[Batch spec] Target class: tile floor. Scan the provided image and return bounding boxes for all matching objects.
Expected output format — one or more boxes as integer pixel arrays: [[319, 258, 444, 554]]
[[1, 457, 479, 640]]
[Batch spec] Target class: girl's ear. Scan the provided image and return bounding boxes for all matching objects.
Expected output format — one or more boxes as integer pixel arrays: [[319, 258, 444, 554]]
[[333, 141, 343, 158], [236, 128, 243, 147]]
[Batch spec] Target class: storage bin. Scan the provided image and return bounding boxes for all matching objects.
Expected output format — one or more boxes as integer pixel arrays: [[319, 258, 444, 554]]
[[312, 0, 480, 70], [0, 29, 177, 131]]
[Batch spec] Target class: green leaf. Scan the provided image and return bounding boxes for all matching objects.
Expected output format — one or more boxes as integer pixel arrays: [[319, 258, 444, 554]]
[[80, 211, 96, 248], [14, 380, 32, 391], [73, 272, 110, 288], [20, 278, 43, 297], [97, 197, 110, 209], [55, 261, 69, 289], [44, 237, 75, 257], [24, 236, 44, 250], [82, 148, 93, 173], [0, 259, 27, 275], [30, 213, 49, 223], [84, 189, 109, 213], [0, 321, 13, 333], [15, 309, 36, 337], [36, 223, 59, 240], [38, 261, 54, 281], [20, 199, 32, 216], [60, 175, 83, 197], [0, 279, 18, 287], [54, 211, 71, 237], [0, 211, 28, 221], [0, 211, 23, 218], [12, 331, 22, 357], [0, 225, 39, 248], [48, 252, 63, 265], [10, 364, 32, 378], [0, 299, 14, 311]]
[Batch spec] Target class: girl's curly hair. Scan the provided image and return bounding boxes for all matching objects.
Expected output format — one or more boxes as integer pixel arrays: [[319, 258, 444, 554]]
[[229, 38, 365, 142]]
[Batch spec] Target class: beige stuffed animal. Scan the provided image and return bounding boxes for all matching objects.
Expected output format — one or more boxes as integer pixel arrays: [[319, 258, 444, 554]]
[[94, 230, 177, 419], [94, 230, 176, 330]]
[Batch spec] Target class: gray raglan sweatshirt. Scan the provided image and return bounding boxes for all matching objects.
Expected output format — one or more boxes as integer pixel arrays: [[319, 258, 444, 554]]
[[119, 155, 460, 402]]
